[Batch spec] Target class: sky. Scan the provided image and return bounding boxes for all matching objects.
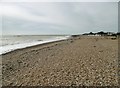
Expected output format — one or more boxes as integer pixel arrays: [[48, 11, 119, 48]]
[[0, 0, 118, 35]]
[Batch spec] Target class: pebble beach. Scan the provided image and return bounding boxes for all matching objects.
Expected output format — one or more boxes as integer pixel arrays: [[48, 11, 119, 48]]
[[2, 36, 119, 87]]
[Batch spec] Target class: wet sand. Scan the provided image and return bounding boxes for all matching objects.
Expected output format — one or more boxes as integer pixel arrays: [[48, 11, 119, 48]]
[[2, 36, 119, 86]]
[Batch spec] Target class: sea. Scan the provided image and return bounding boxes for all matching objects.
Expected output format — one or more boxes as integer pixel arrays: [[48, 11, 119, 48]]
[[0, 35, 70, 55]]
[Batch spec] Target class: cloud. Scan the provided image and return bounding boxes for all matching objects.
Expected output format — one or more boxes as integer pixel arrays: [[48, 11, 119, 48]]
[[1, 3, 60, 24], [1, 3, 80, 28], [1, 2, 118, 35]]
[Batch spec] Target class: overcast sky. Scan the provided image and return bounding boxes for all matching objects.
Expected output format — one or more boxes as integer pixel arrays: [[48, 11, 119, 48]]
[[0, 1, 118, 35]]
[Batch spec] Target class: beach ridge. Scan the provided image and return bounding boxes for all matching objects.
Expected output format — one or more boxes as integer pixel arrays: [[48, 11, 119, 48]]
[[2, 36, 119, 86]]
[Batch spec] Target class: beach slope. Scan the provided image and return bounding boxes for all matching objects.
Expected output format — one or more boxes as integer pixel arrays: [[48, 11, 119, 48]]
[[2, 36, 119, 86]]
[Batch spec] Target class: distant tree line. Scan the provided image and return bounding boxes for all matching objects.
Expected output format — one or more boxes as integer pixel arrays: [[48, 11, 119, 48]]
[[83, 31, 120, 37], [71, 31, 120, 38]]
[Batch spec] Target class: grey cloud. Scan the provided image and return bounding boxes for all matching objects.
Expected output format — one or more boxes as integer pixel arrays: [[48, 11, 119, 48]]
[[2, 2, 118, 35]]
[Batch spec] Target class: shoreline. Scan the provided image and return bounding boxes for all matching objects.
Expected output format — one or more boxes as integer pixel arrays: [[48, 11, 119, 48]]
[[1, 39, 68, 56], [2, 36, 119, 86], [1, 36, 70, 55]]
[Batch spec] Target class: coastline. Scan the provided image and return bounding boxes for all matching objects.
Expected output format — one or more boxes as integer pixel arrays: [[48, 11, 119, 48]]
[[2, 36, 119, 86], [0, 36, 70, 55]]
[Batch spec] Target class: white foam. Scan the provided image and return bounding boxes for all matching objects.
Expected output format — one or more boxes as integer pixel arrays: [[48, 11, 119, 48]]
[[0, 36, 70, 55]]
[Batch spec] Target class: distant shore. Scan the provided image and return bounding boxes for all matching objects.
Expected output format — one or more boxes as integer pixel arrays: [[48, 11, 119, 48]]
[[2, 36, 119, 86]]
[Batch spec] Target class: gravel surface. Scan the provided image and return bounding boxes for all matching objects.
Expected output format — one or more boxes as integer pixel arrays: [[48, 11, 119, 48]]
[[2, 36, 119, 86]]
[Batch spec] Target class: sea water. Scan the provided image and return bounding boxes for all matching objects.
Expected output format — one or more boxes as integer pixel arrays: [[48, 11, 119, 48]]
[[0, 35, 70, 55]]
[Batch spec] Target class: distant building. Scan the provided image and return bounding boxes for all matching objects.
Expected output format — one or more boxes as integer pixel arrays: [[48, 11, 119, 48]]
[[106, 32, 115, 36], [82, 31, 117, 36]]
